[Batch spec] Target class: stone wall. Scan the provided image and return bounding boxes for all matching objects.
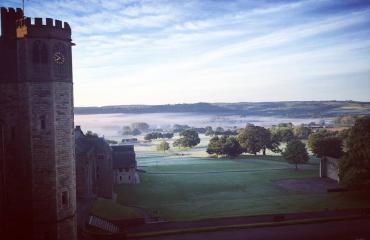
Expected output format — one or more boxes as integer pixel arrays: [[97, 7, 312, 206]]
[[0, 7, 77, 239], [320, 157, 339, 182], [75, 130, 113, 200], [114, 168, 140, 184]]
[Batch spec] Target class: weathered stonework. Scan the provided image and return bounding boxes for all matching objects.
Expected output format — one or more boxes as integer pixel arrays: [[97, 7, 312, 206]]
[[75, 126, 113, 199], [0, 7, 76, 240], [320, 157, 339, 182]]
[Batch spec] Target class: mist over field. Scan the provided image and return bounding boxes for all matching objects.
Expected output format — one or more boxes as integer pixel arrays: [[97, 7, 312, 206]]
[[74, 112, 327, 140]]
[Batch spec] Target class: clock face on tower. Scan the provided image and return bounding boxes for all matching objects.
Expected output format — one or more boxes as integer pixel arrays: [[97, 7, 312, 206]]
[[53, 51, 65, 65]]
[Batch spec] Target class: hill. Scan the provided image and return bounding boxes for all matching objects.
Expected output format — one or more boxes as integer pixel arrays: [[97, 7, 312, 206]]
[[75, 101, 370, 118]]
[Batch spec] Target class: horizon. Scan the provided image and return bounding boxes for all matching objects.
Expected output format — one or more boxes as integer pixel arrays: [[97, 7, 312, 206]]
[[76, 99, 370, 108], [2, 0, 370, 106]]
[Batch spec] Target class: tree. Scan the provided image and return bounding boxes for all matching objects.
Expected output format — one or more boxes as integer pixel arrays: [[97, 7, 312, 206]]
[[131, 122, 150, 131], [307, 130, 339, 157], [293, 126, 312, 139], [271, 128, 295, 142], [122, 126, 141, 136], [145, 132, 173, 141], [312, 137, 343, 158], [237, 125, 276, 155], [205, 126, 214, 136], [333, 116, 357, 127], [131, 128, 141, 136], [215, 127, 224, 132], [122, 126, 132, 135], [206, 136, 242, 157], [206, 136, 223, 156], [339, 117, 370, 189], [157, 140, 170, 152], [282, 139, 309, 170], [162, 132, 174, 139], [222, 136, 243, 157], [173, 129, 200, 148], [173, 124, 191, 133], [86, 130, 98, 137]]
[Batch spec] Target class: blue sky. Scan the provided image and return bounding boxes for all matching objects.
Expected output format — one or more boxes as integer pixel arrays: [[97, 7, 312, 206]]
[[2, 0, 370, 106]]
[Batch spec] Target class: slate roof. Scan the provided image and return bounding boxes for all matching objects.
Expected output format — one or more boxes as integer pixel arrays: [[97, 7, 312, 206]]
[[111, 145, 136, 169], [75, 127, 111, 158]]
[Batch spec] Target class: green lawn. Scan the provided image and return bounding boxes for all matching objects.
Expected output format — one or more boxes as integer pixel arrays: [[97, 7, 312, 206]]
[[90, 198, 144, 221], [109, 156, 370, 221]]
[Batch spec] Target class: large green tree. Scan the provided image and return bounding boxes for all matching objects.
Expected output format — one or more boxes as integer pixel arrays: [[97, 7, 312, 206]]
[[222, 136, 243, 157], [206, 136, 242, 157], [173, 129, 200, 148], [308, 130, 342, 158], [237, 125, 277, 155], [339, 117, 370, 189], [206, 135, 223, 156], [282, 139, 309, 170]]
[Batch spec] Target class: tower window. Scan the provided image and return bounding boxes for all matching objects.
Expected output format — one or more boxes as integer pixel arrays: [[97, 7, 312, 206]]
[[61, 191, 69, 208], [40, 116, 46, 130]]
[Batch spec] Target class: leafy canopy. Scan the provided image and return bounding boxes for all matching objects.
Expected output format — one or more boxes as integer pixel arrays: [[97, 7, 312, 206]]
[[173, 129, 200, 148], [339, 116, 370, 189], [282, 139, 309, 170]]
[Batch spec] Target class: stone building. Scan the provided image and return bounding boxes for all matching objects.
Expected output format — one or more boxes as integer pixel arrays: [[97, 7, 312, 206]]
[[320, 157, 340, 182], [0, 7, 76, 240], [75, 126, 113, 199], [112, 145, 140, 184]]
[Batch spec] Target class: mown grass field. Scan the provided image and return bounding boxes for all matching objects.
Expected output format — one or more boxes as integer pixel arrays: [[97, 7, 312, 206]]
[[107, 155, 370, 221]]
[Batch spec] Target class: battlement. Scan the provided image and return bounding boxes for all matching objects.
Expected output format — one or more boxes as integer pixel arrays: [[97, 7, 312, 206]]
[[1, 7, 72, 41], [16, 17, 71, 32], [0, 7, 23, 16], [1, 7, 23, 38]]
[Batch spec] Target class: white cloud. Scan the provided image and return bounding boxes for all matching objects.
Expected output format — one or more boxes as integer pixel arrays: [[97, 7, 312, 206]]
[[2, 0, 369, 105]]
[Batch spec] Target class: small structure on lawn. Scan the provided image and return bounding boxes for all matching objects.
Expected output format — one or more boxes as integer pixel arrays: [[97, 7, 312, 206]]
[[320, 157, 339, 182], [112, 145, 140, 184]]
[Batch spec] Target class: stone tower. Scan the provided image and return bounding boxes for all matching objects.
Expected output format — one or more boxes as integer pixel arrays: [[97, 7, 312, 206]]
[[0, 7, 77, 240]]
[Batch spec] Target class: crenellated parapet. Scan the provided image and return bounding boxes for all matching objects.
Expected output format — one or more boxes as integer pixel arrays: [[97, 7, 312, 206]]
[[1, 7, 72, 41], [1, 7, 24, 38], [16, 17, 72, 41]]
